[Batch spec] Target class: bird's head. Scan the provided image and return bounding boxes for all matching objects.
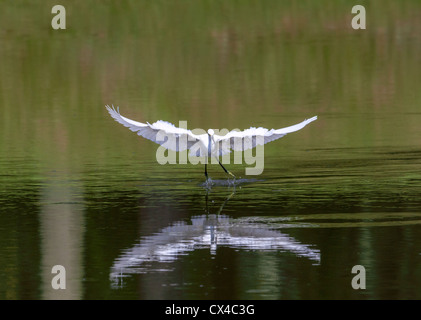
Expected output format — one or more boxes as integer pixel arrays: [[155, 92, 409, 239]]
[[207, 129, 214, 136]]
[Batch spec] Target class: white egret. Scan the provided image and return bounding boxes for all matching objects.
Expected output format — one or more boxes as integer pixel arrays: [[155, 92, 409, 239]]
[[105, 105, 317, 179]]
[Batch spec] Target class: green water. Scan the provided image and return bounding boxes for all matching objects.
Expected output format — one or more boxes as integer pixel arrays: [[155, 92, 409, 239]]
[[1, 1, 421, 299]]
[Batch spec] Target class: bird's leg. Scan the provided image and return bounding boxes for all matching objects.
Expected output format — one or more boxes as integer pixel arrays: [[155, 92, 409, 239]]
[[215, 157, 235, 179], [204, 163, 208, 180]]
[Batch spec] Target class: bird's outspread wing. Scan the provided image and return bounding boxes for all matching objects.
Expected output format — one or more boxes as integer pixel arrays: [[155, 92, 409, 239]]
[[105, 105, 206, 153], [213, 116, 317, 156]]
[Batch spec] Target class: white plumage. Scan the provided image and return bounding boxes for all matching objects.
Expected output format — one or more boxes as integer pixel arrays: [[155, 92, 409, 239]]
[[105, 105, 317, 178]]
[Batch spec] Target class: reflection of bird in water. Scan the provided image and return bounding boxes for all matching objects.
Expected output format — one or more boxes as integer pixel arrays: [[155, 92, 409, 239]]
[[205, 184, 236, 215], [110, 190, 320, 288], [106, 105, 317, 179], [204, 186, 236, 250]]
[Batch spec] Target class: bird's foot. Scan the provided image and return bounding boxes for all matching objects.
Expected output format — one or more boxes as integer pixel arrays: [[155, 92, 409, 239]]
[[227, 171, 236, 180], [204, 177, 213, 190]]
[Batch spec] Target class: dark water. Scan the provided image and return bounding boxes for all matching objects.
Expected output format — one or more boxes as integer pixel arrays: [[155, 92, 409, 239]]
[[1, 1, 421, 300], [2, 136, 421, 299]]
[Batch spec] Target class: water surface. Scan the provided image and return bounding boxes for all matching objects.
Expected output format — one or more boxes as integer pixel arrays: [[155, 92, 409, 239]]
[[1, 1, 421, 300]]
